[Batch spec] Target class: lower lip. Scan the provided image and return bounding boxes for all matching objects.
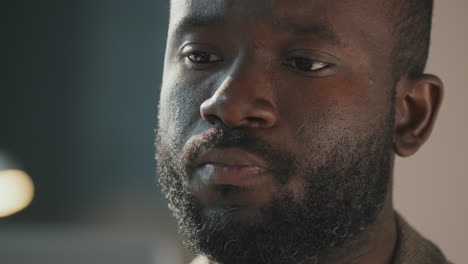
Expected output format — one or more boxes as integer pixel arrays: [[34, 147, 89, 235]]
[[194, 164, 269, 186], [191, 164, 275, 207]]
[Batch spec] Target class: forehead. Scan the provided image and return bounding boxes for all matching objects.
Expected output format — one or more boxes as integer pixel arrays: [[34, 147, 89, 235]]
[[169, 0, 389, 30], [170, 0, 325, 20], [169, 0, 392, 52]]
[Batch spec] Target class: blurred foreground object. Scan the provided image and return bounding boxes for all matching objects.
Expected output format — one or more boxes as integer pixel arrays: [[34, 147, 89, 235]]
[[0, 150, 34, 217], [0, 225, 182, 264]]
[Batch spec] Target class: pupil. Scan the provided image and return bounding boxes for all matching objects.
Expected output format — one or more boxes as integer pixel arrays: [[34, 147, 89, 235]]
[[295, 58, 312, 71], [192, 53, 209, 63]]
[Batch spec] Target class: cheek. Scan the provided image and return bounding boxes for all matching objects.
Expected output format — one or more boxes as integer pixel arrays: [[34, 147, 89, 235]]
[[280, 76, 392, 166], [159, 67, 217, 147]]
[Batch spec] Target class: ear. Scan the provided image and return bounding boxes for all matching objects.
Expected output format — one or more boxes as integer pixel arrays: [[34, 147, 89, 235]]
[[394, 74, 444, 157]]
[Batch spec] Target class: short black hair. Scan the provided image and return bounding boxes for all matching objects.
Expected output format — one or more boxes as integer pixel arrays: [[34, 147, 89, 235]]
[[389, 0, 434, 80]]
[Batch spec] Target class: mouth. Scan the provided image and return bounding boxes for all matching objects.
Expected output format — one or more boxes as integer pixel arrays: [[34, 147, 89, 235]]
[[196, 163, 269, 186], [195, 147, 270, 169], [190, 148, 277, 207], [193, 147, 271, 185]]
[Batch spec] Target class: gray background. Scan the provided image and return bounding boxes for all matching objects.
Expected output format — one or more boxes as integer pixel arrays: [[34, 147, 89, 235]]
[[2, 0, 467, 263]]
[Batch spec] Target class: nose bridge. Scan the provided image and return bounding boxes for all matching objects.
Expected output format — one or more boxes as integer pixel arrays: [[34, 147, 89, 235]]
[[200, 51, 278, 129], [218, 51, 273, 103]]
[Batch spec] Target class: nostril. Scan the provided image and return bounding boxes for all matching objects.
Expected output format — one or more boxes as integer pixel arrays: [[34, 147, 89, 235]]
[[200, 96, 277, 128], [204, 114, 223, 125], [246, 117, 267, 126]]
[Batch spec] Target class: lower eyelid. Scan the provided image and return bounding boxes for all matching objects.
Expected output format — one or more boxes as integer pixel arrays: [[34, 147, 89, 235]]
[[286, 59, 330, 71], [312, 62, 331, 70], [282, 62, 337, 77]]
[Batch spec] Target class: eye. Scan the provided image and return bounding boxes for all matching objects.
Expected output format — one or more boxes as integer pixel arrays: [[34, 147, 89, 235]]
[[285, 57, 330, 72], [186, 51, 222, 64]]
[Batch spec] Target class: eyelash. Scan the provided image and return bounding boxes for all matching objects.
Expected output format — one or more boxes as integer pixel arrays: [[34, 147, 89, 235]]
[[184, 51, 331, 73], [283, 57, 330, 72], [185, 51, 222, 64]]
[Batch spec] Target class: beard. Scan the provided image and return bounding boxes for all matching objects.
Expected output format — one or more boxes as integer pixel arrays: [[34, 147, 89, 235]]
[[156, 114, 394, 264]]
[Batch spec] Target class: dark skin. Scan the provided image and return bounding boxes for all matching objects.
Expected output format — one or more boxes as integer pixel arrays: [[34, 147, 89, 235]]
[[158, 0, 443, 263]]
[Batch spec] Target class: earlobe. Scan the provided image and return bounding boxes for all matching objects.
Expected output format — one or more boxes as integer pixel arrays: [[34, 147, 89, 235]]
[[394, 74, 444, 157]]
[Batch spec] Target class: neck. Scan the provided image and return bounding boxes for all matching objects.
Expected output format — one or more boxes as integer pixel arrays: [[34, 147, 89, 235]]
[[315, 187, 397, 264]]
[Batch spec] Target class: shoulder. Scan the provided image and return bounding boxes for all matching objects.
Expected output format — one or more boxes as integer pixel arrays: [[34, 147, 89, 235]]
[[392, 212, 453, 264]]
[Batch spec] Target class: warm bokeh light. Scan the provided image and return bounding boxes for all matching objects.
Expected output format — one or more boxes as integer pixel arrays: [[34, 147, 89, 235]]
[[0, 169, 34, 217]]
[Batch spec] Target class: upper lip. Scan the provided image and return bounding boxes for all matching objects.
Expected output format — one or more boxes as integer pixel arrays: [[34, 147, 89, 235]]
[[195, 148, 270, 170]]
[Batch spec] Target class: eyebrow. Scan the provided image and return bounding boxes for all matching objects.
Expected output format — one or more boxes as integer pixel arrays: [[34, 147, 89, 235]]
[[173, 15, 226, 34], [174, 15, 345, 47]]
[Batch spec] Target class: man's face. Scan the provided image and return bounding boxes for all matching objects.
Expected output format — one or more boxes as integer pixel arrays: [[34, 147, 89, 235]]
[[157, 0, 397, 263]]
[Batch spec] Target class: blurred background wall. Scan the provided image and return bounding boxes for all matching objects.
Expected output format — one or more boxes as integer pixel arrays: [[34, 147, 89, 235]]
[[2, 0, 466, 263], [2, 1, 188, 263]]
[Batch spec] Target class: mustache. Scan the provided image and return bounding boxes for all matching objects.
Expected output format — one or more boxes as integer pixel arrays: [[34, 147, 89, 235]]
[[180, 128, 295, 184]]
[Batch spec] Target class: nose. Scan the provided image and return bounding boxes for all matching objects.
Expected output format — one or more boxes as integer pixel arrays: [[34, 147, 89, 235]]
[[200, 67, 278, 129]]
